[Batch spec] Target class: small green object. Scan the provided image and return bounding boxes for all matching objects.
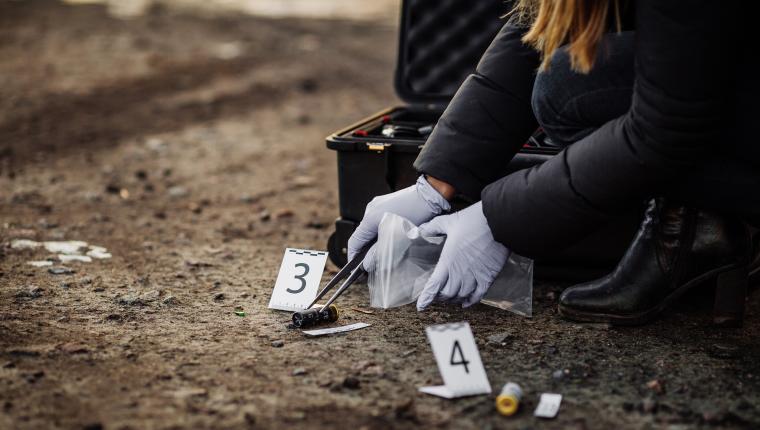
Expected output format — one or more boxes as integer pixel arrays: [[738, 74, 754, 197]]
[[234, 311, 246, 317]]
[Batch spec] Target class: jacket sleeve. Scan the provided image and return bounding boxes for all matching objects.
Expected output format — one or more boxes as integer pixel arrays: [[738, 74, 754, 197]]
[[482, 0, 729, 258], [413, 18, 541, 201]]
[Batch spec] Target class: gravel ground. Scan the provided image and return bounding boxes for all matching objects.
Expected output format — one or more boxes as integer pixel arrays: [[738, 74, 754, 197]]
[[1, 1, 760, 429]]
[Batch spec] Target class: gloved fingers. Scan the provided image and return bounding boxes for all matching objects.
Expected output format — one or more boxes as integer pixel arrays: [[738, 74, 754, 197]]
[[347, 220, 378, 261], [457, 273, 478, 301], [417, 216, 446, 239], [416, 262, 449, 311], [361, 243, 378, 272], [462, 279, 492, 308], [437, 275, 462, 302]]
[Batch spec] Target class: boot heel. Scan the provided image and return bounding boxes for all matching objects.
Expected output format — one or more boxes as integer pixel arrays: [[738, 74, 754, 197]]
[[713, 265, 748, 327]]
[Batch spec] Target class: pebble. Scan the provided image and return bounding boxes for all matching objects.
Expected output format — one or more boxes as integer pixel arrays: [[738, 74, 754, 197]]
[[167, 186, 188, 198], [117, 294, 143, 306], [646, 379, 665, 394], [487, 332, 514, 346], [239, 194, 257, 204], [292, 368, 307, 376], [271, 340, 285, 348], [258, 210, 271, 222], [291, 175, 315, 187], [17, 285, 43, 299], [48, 266, 75, 275], [275, 208, 294, 219], [552, 369, 566, 381], [162, 295, 177, 305], [213, 293, 225, 301]]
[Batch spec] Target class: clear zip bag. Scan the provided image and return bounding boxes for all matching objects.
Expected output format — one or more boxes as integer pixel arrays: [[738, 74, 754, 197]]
[[367, 213, 533, 317]]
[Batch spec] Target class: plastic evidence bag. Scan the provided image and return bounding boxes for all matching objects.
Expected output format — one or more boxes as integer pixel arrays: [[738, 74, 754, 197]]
[[367, 213, 533, 317]]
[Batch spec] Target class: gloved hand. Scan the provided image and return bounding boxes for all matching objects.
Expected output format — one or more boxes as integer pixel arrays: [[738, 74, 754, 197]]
[[348, 175, 450, 270], [415, 201, 510, 310]]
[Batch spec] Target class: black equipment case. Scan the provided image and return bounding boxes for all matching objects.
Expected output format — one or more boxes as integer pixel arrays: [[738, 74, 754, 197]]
[[325, 0, 641, 280]]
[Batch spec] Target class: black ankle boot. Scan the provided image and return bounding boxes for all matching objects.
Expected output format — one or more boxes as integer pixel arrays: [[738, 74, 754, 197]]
[[558, 199, 752, 326]]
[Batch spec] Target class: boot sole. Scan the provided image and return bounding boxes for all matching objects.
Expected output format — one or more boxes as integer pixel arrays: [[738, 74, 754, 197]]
[[557, 263, 744, 326]]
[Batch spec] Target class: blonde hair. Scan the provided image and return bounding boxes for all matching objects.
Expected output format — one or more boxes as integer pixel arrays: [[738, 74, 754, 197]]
[[512, 0, 621, 73]]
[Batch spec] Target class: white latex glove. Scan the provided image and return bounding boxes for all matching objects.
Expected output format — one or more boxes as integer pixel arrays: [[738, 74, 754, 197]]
[[348, 176, 450, 270], [416, 201, 510, 310]]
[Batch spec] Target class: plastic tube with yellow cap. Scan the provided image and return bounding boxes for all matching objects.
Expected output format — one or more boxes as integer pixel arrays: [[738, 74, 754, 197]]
[[496, 382, 523, 416]]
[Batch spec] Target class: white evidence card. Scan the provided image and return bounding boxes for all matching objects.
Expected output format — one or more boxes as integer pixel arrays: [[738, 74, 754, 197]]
[[418, 322, 491, 399], [268, 248, 328, 312], [534, 393, 563, 418], [302, 322, 371, 337]]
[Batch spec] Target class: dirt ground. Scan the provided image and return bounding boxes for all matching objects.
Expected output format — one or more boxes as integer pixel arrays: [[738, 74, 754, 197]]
[[1, 1, 760, 429]]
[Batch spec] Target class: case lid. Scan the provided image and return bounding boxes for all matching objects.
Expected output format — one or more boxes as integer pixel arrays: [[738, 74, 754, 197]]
[[394, 0, 512, 105]]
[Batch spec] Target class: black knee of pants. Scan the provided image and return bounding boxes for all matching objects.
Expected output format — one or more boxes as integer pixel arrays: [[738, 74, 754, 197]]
[[531, 32, 636, 147]]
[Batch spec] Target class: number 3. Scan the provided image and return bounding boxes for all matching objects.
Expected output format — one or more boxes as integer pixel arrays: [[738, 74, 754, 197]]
[[450, 340, 470, 373], [288, 263, 310, 294]]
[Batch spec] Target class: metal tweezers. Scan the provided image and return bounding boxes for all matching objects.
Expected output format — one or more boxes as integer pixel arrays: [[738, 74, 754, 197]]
[[306, 242, 374, 311]]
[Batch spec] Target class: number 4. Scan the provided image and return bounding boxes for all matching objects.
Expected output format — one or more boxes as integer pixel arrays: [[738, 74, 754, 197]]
[[450, 340, 470, 373]]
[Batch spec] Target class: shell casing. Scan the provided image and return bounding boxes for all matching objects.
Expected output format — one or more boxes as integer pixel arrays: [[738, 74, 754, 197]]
[[495, 382, 523, 416], [292, 305, 339, 328]]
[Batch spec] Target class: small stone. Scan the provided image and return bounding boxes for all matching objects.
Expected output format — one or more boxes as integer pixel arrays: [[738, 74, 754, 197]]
[[292, 368, 307, 376], [162, 295, 177, 305], [291, 175, 315, 187], [275, 208, 294, 219], [239, 194, 257, 204], [117, 294, 143, 306], [167, 186, 188, 198], [342, 376, 360, 390], [258, 210, 271, 222], [487, 332, 513, 346], [646, 379, 665, 394], [305, 221, 328, 230], [172, 388, 207, 399], [271, 340, 285, 348], [48, 266, 75, 275], [213, 293, 225, 301], [552, 369, 565, 381], [16, 285, 43, 299], [105, 184, 121, 194]]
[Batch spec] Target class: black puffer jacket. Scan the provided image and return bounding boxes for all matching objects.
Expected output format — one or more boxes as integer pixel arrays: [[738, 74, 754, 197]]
[[414, 0, 757, 258]]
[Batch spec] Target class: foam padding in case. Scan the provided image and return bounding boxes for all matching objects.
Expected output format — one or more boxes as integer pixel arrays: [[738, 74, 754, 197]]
[[395, 0, 511, 104]]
